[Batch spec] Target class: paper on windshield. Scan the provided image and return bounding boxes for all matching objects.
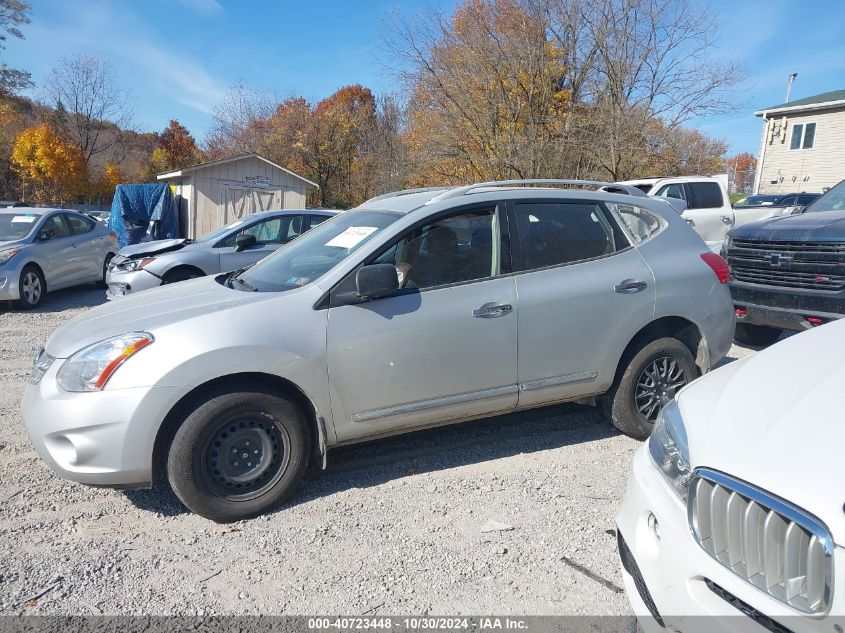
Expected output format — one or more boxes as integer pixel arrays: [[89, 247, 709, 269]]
[[11, 215, 36, 223], [325, 226, 378, 249]]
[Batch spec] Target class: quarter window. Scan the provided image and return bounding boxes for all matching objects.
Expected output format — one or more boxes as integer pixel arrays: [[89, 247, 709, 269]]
[[790, 122, 816, 150], [514, 202, 622, 270], [612, 204, 663, 243], [374, 208, 501, 290]]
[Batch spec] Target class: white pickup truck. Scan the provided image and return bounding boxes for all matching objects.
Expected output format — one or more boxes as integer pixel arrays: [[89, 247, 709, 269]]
[[619, 176, 782, 250]]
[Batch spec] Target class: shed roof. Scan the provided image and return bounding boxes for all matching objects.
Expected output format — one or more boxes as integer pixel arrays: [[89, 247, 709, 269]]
[[755, 89, 845, 116], [157, 153, 318, 188]]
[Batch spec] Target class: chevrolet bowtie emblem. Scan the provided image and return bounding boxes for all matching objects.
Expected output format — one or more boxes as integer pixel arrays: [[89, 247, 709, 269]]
[[763, 251, 793, 266]]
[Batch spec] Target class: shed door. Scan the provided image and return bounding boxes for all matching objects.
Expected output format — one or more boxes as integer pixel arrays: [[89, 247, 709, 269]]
[[223, 186, 250, 225], [254, 189, 280, 211]]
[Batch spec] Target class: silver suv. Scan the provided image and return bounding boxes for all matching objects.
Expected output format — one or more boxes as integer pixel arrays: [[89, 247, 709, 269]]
[[22, 181, 735, 522]]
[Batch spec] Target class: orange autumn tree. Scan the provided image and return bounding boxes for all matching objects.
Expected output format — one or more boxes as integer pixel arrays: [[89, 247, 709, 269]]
[[11, 123, 86, 203], [400, 0, 569, 185], [90, 162, 126, 201]]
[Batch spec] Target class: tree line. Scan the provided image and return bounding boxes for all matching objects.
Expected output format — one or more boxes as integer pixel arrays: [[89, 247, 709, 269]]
[[0, 0, 755, 208]]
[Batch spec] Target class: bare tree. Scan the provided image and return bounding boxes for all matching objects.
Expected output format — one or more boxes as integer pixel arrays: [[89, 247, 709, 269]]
[[205, 81, 275, 157], [43, 55, 134, 167]]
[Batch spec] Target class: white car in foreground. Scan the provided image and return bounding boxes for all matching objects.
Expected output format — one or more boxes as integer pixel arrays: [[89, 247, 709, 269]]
[[616, 321, 843, 631]]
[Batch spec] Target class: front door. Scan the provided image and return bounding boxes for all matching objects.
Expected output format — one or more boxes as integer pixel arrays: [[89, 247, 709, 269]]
[[326, 204, 518, 442], [217, 214, 303, 272], [509, 200, 656, 407]]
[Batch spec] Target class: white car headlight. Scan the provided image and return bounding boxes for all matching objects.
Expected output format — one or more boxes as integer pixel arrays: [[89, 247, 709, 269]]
[[56, 332, 154, 392], [116, 257, 155, 272], [648, 399, 692, 500], [0, 247, 21, 266]]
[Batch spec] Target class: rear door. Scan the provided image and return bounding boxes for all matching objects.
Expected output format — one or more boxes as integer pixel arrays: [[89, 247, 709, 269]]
[[510, 199, 656, 407], [37, 213, 76, 289], [681, 181, 734, 247], [64, 213, 102, 281]]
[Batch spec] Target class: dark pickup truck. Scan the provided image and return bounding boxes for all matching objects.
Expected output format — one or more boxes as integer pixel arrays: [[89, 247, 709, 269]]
[[723, 180, 845, 346]]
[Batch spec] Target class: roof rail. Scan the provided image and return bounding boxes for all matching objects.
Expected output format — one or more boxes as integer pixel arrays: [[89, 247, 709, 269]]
[[362, 187, 449, 205], [425, 179, 647, 204]]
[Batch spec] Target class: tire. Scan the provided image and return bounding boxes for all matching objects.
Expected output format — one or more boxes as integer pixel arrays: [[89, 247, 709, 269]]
[[166, 388, 309, 522], [95, 253, 114, 289], [163, 267, 203, 284], [17, 265, 45, 310], [601, 337, 699, 440], [734, 323, 782, 347]]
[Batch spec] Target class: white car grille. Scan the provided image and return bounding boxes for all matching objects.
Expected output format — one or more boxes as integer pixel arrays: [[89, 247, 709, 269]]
[[688, 468, 834, 614]]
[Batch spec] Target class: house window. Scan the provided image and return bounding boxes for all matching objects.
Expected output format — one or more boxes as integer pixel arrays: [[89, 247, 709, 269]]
[[790, 122, 816, 150]]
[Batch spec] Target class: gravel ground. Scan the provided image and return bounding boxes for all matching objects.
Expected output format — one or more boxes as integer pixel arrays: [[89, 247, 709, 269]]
[[0, 287, 758, 616]]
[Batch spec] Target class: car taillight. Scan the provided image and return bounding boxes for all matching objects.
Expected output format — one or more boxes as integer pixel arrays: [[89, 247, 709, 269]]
[[701, 252, 730, 284]]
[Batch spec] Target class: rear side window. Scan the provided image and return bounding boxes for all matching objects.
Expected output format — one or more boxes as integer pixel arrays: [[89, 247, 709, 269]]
[[610, 203, 663, 244], [307, 214, 330, 229], [65, 214, 95, 235], [514, 202, 624, 270], [688, 182, 724, 209]]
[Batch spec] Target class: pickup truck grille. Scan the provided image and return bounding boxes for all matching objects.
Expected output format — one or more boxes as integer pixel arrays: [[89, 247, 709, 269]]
[[688, 469, 834, 614], [728, 239, 845, 291]]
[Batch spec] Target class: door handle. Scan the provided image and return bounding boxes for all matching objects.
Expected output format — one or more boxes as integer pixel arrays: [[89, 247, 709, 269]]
[[685, 218, 695, 225], [472, 303, 513, 318], [614, 279, 648, 294], [721, 216, 734, 224]]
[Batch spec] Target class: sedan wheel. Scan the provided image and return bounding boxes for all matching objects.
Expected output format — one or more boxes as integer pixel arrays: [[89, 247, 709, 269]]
[[17, 266, 45, 310]]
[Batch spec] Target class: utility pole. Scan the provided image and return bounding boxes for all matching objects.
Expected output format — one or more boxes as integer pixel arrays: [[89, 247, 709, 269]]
[[786, 73, 798, 102]]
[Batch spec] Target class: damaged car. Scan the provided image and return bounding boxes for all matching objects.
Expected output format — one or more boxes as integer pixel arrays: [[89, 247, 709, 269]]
[[105, 209, 339, 298]]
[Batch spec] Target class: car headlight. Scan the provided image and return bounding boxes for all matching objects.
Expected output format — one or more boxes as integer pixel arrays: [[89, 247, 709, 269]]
[[648, 399, 692, 500], [56, 332, 154, 392], [30, 347, 55, 384], [116, 257, 156, 272], [0, 247, 21, 266]]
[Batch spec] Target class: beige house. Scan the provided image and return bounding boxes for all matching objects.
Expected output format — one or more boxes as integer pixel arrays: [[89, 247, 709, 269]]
[[752, 89, 845, 195], [157, 153, 318, 239]]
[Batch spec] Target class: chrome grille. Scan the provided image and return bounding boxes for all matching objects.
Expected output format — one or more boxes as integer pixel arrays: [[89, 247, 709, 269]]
[[688, 469, 834, 614], [727, 239, 845, 291]]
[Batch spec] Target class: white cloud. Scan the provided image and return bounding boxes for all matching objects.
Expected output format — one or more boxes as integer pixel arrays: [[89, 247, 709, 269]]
[[178, 0, 225, 16]]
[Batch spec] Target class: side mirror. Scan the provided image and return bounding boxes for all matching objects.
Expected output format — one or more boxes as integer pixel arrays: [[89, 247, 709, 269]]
[[38, 228, 54, 241], [355, 264, 399, 300], [235, 233, 257, 252]]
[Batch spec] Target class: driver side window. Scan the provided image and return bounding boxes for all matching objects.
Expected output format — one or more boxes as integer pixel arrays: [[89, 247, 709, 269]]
[[43, 214, 70, 239], [375, 207, 501, 291], [222, 217, 288, 247]]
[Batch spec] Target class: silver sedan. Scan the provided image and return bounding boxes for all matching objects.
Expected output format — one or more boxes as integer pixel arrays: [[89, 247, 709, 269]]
[[0, 208, 118, 309], [105, 209, 339, 298]]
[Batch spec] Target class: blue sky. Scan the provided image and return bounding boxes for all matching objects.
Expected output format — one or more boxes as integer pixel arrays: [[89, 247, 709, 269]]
[[5, 0, 845, 156]]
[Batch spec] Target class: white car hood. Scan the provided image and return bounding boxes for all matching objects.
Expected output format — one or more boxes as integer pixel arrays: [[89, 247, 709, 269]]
[[44, 276, 274, 358], [678, 321, 845, 540]]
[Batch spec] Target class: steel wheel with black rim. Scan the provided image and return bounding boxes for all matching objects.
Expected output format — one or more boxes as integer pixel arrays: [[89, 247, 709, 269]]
[[17, 265, 45, 310], [167, 387, 309, 522], [601, 337, 698, 440]]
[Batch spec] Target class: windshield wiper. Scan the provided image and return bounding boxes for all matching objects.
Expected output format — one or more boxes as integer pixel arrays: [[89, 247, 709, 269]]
[[231, 275, 257, 292]]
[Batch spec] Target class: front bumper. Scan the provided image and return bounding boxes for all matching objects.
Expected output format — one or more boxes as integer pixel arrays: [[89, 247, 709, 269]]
[[21, 361, 182, 487], [616, 446, 845, 632], [105, 266, 162, 299], [0, 258, 26, 301], [730, 281, 845, 332]]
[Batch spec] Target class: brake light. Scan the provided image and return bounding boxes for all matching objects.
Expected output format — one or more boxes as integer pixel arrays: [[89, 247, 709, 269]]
[[701, 252, 730, 284], [806, 316, 825, 326]]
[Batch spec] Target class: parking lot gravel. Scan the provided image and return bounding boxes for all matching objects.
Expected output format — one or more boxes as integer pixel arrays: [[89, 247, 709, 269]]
[[0, 287, 758, 617]]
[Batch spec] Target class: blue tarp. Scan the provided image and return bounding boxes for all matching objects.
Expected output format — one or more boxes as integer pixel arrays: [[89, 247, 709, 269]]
[[108, 183, 180, 247]]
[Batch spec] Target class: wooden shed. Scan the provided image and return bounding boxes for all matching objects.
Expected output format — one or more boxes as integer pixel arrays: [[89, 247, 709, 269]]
[[157, 153, 318, 239]]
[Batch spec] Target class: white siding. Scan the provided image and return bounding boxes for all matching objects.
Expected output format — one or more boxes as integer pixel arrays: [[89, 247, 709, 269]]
[[160, 156, 312, 238], [757, 108, 845, 194]]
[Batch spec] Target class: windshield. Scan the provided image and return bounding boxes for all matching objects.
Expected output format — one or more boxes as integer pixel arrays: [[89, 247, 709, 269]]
[[804, 181, 845, 213], [0, 213, 41, 241], [734, 195, 779, 208], [235, 210, 400, 292], [196, 219, 247, 243]]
